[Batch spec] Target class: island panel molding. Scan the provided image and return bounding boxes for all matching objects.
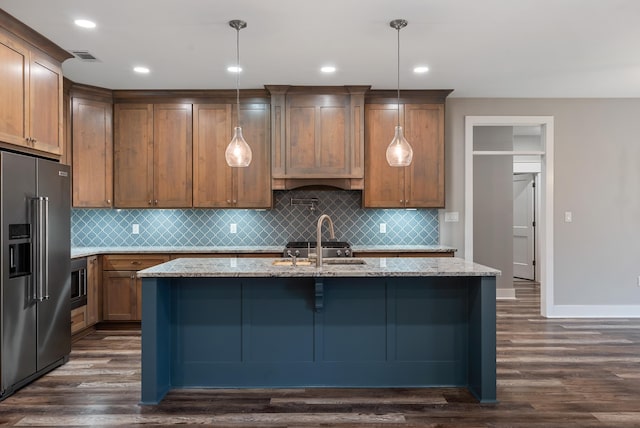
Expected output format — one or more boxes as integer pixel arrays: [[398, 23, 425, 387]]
[[139, 257, 498, 404]]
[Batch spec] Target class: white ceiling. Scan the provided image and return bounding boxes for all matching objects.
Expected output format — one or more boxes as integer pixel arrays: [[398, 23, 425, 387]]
[[1, 0, 639, 97]]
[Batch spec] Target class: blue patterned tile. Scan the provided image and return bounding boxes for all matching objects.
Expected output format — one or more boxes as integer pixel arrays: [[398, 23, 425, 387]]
[[71, 190, 439, 247]]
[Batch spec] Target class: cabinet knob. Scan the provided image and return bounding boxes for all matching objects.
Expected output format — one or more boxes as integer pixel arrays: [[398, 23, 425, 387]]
[[131, 261, 141, 265], [31, 138, 37, 143], [233, 200, 237, 204], [227, 200, 232, 204], [106, 199, 111, 204], [148, 200, 152, 205], [154, 200, 158, 205]]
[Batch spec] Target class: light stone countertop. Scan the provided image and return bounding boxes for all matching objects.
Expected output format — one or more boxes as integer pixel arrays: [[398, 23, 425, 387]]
[[71, 245, 456, 259], [137, 256, 499, 278]]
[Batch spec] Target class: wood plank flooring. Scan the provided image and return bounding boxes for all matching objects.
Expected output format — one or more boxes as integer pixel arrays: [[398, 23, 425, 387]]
[[2, 280, 640, 427]]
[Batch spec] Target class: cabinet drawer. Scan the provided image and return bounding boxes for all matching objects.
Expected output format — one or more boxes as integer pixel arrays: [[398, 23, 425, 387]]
[[102, 254, 170, 271], [71, 306, 87, 334]]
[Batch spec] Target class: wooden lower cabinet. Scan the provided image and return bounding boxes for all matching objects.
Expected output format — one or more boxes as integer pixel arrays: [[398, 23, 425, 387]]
[[70, 306, 87, 334], [86, 255, 100, 326], [102, 270, 138, 321], [102, 254, 170, 321]]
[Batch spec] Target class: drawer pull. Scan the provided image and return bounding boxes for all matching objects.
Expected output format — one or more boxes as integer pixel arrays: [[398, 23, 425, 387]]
[[131, 261, 141, 265]]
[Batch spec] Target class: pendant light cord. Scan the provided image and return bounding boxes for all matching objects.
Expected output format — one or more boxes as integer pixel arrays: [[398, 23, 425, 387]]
[[396, 25, 400, 127], [236, 27, 240, 127]]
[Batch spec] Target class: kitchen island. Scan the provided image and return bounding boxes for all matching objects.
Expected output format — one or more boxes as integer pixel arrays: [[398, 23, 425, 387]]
[[137, 257, 499, 405]]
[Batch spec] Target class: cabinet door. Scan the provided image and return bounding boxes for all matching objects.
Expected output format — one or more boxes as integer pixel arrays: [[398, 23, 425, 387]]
[[114, 104, 154, 207], [404, 104, 445, 208], [0, 32, 29, 147], [29, 53, 63, 155], [72, 98, 113, 207], [153, 104, 193, 207], [364, 104, 405, 208], [102, 270, 137, 321], [235, 103, 271, 208], [286, 94, 349, 177], [193, 104, 233, 207], [86, 255, 100, 326]]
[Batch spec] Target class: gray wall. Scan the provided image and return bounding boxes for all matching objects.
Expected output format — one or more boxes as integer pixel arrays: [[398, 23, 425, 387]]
[[442, 98, 640, 306], [472, 127, 514, 292]]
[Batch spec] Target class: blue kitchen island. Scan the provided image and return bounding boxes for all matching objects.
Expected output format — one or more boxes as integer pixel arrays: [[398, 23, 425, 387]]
[[137, 257, 500, 405]]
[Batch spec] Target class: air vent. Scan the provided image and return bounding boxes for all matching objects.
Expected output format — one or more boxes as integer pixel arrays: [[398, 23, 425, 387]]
[[70, 50, 100, 62]]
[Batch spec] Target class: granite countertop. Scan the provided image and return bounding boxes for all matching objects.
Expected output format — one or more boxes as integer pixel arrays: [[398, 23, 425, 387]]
[[137, 256, 499, 278], [71, 245, 456, 259]]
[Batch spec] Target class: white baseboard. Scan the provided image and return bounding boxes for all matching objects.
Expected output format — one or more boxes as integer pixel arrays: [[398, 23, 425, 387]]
[[546, 305, 640, 318], [496, 288, 516, 300]]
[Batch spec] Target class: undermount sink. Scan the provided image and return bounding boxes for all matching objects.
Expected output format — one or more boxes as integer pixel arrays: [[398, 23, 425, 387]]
[[271, 258, 367, 267]]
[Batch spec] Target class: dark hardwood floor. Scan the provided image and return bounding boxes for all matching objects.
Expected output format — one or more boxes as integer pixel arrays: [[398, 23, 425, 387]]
[[2, 280, 640, 427]]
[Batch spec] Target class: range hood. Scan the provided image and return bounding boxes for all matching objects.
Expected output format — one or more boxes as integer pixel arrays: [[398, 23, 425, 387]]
[[272, 178, 364, 191]]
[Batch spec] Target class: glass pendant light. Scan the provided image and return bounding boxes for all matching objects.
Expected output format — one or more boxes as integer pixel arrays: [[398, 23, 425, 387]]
[[386, 19, 413, 167], [225, 19, 252, 167]]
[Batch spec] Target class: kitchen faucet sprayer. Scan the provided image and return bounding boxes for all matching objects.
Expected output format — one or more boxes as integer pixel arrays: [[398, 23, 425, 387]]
[[315, 214, 335, 267]]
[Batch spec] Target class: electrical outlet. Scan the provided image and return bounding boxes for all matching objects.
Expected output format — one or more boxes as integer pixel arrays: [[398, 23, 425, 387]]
[[230, 223, 237, 234], [564, 211, 573, 222], [132, 224, 139, 234], [380, 223, 387, 233]]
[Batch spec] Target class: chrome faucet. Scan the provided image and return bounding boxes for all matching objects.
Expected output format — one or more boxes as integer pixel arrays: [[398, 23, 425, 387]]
[[315, 214, 335, 267]]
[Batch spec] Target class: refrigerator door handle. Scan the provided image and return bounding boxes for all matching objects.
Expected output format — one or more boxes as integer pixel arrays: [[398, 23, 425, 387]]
[[31, 196, 50, 301]]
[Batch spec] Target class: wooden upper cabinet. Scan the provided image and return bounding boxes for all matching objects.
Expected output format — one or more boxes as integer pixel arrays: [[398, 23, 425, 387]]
[[29, 53, 63, 154], [72, 97, 113, 207], [153, 104, 193, 208], [235, 104, 271, 208], [268, 86, 367, 189], [364, 104, 405, 208], [193, 103, 271, 209], [364, 91, 450, 208], [0, 26, 68, 157], [113, 103, 192, 208], [193, 104, 233, 207], [286, 93, 349, 176], [114, 104, 154, 207], [404, 104, 445, 207]]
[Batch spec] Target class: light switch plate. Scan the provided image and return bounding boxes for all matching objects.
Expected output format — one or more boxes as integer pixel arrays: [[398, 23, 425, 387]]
[[230, 223, 237, 234], [564, 212, 573, 223], [380, 223, 387, 233], [132, 224, 139, 234], [444, 212, 459, 222]]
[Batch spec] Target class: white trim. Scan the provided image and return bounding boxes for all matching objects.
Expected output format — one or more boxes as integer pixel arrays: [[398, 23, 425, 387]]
[[547, 305, 640, 318], [513, 162, 542, 173], [465, 116, 554, 317], [497, 288, 516, 300], [473, 150, 545, 156]]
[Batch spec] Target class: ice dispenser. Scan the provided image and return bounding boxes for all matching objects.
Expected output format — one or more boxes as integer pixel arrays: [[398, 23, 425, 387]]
[[8, 224, 31, 278]]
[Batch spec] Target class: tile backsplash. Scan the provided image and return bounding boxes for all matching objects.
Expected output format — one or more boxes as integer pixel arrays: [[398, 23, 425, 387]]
[[71, 190, 439, 247]]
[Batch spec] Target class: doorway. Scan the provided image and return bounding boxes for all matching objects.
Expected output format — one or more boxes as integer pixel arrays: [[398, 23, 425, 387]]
[[464, 116, 554, 317], [513, 173, 535, 281]]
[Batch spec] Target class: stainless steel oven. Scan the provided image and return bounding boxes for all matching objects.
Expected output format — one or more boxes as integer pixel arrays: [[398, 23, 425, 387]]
[[70, 258, 87, 310]]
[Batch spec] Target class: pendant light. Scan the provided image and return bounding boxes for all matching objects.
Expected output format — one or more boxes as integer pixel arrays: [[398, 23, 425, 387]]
[[225, 19, 252, 167], [386, 19, 413, 167]]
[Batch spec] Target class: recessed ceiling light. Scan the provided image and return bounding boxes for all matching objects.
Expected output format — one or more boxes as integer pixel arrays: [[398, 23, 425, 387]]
[[133, 66, 150, 74], [227, 66, 242, 73], [321, 66, 336, 73], [413, 66, 429, 74], [74, 19, 96, 29]]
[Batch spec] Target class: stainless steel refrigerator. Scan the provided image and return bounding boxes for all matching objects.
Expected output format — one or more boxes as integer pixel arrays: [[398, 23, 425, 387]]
[[0, 151, 70, 400]]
